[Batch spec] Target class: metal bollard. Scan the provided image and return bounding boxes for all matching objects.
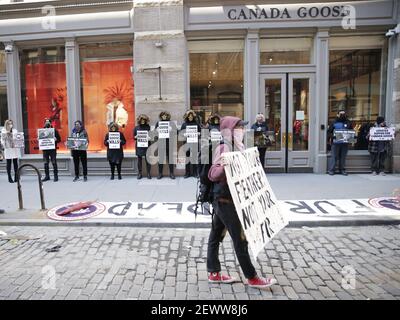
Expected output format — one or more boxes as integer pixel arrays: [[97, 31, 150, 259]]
[[17, 164, 46, 211]]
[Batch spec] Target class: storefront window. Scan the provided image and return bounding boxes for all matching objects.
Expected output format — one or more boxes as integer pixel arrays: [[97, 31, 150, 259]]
[[329, 46, 384, 150], [80, 42, 134, 152], [189, 40, 244, 124], [20, 47, 68, 154], [260, 38, 312, 65], [0, 85, 8, 126]]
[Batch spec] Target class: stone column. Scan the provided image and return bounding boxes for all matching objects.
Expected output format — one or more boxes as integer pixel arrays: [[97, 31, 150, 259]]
[[313, 30, 329, 173], [65, 38, 82, 132], [4, 41, 23, 133], [133, 0, 186, 124], [244, 29, 259, 124]]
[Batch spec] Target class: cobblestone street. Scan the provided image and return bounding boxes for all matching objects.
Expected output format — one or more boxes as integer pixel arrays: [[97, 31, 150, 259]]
[[0, 225, 399, 300]]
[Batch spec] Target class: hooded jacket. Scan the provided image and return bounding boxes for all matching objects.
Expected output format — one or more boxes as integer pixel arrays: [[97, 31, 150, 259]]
[[180, 110, 201, 143], [208, 116, 244, 200]]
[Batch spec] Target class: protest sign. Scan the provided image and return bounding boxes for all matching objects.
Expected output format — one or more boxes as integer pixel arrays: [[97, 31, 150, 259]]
[[67, 137, 88, 150], [186, 125, 198, 143], [158, 121, 170, 139], [38, 128, 55, 150], [13, 132, 25, 148], [333, 129, 356, 143], [137, 130, 149, 148], [210, 130, 222, 142], [369, 127, 395, 141], [224, 147, 288, 260], [108, 132, 121, 149]]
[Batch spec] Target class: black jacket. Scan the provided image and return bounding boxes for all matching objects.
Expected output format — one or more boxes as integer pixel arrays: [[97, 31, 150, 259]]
[[104, 131, 126, 163], [180, 120, 201, 144], [134, 124, 151, 157]]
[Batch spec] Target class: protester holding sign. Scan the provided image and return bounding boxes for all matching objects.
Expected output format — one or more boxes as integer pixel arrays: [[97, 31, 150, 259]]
[[134, 114, 152, 180], [207, 116, 277, 288], [104, 122, 126, 180], [155, 111, 176, 179], [327, 110, 353, 176], [368, 116, 391, 176], [1, 120, 21, 183], [181, 110, 201, 178], [41, 118, 61, 182], [251, 113, 270, 170], [69, 121, 89, 182]]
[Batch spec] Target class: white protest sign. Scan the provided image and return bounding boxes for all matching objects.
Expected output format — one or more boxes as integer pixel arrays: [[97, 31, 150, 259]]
[[38, 128, 55, 150], [186, 125, 198, 143], [224, 147, 288, 260], [158, 121, 170, 139], [137, 130, 149, 148], [108, 132, 121, 149], [13, 132, 25, 148], [369, 127, 395, 141], [210, 130, 222, 142]]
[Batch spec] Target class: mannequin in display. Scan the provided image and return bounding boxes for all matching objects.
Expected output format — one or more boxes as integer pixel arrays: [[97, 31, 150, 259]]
[[49, 98, 62, 130], [106, 98, 128, 128]]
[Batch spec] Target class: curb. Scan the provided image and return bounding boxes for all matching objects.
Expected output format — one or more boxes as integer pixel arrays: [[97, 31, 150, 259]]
[[0, 218, 399, 228]]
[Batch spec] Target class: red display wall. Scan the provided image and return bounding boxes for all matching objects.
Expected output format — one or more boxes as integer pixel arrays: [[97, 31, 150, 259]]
[[82, 59, 134, 152], [25, 62, 68, 154]]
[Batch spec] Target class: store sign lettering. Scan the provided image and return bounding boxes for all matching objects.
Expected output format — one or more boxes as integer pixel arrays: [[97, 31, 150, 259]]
[[227, 5, 348, 21]]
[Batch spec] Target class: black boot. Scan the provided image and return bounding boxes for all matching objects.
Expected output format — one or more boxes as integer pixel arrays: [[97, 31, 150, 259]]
[[137, 173, 142, 180], [147, 173, 152, 179], [53, 172, 58, 182], [118, 174, 122, 180], [42, 163, 50, 182], [8, 174, 14, 183], [53, 163, 58, 182], [14, 173, 18, 183], [110, 174, 115, 180]]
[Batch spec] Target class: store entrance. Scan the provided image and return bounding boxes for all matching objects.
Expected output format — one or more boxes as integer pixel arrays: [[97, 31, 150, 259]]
[[260, 72, 315, 173]]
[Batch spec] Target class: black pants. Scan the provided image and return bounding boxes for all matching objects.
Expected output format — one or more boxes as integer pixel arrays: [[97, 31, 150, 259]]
[[185, 148, 198, 177], [158, 143, 174, 175], [43, 150, 58, 178], [72, 151, 88, 177], [371, 151, 386, 173], [329, 143, 348, 172], [138, 155, 151, 175], [109, 161, 122, 176], [258, 147, 266, 169], [6, 158, 18, 180], [207, 200, 257, 279]]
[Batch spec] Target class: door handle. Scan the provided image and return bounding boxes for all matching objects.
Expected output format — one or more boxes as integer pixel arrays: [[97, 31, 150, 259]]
[[288, 133, 293, 150]]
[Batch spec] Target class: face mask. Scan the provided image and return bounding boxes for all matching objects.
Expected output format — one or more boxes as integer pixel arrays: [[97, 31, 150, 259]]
[[45, 123, 51, 128], [141, 120, 145, 125], [214, 119, 219, 125], [188, 116, 193, 121]]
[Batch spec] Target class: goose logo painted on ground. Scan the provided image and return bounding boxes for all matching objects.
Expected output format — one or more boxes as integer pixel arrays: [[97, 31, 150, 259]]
[[368, 197, 400, 211]]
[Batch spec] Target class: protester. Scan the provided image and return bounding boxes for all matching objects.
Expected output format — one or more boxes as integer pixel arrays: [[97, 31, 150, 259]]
[[251, 113, 269, 170], [104, 122, 126, 180], [155, 111, 175, 179], [368, 116, 390, 176], [207, 116, 277, 288], [206, 113, 221, 131], [134, 114, 151, 180], [327, 110, 353, 175], [1, 120, 21, 183], [181, 110, 201, 178], [71, 120, 89, 182], [41, 118, 61, 182]]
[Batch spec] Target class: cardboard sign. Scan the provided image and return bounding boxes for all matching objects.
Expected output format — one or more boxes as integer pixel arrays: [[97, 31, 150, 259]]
[[333, 129, 356, 143], [67, 137, 88, 150], [38, 128, 55, 150], [210, 130, 222, 142], [158, 121, 170, 139], [186, 125, 198, 143], [369, 127, 395, 141], [224, 147, 288, 259], [137, 130, 149, 148], [108, 132, 121, 149], [1, 132, 24, 149]]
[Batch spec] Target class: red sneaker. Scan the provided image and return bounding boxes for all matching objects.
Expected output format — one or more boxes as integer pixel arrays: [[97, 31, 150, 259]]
[[208, 272, 236, 284], [248, 276, 277, 288]]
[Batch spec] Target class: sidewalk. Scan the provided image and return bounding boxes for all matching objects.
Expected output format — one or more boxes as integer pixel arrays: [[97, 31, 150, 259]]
[[0, 173, 399, 227]]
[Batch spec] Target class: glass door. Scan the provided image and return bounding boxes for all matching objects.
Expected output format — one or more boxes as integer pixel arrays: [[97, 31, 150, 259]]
[[260, 73, 314, 172]]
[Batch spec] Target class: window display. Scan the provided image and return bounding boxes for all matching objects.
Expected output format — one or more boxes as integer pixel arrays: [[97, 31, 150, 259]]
[[260, 38, 312, 65], [0, 44, 5, 74], [189, 40, 244, 124], [20, 47, 68, 154], [80, 42, 134, 152], [0, 85, 8, 127]]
